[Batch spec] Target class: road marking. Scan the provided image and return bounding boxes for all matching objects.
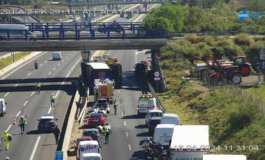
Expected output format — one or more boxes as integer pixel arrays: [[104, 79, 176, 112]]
[[70, 54, 72, 55], [15, 84, 18, 87], [55, 90, 60, 98], [1, 52, 47, 80], [57, 64, 60, 66], [48, 72, 51, 75], [22, 77, 25, 80], [45, 61, 47, 63], [27, 72, 31, 76], [124, 121, 126, 126], [24, 101, 28, 106], [31, 91, 35, 96], [53, 67, 56, 70], [48, 107, 52, 114], [62, 60, 64, 62], [122, 112, 124, 116], [29, 136, 41, 160], [126, 132, 128, 137], [66, 57, 68, 59], [4, 92, 9, 97], [40, 64, 43, 66], [118, 90, 120, 93], [6, 124, 12, 132], [16, 111, 21, 117], [128, 144, 131, 150], [135, 51, 137, 64], [49, 57, 52, 59]]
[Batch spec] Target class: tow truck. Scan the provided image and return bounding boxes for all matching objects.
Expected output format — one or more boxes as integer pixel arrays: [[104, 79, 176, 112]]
[[105, 57, 123, 85], [93, 79, 115, 104]]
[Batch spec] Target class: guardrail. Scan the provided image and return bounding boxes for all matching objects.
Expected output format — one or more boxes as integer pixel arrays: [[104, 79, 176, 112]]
[[148, 82, 166, 113]]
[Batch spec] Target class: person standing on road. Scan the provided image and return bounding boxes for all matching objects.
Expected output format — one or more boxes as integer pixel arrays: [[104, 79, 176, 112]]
[[113, 99, 118, 115], [104, 126, 110, 144], [1, 131, 12, 151], [50, 93, 56, 107], [35, 82, 41, 95], [53, 126, 60, 144], [19, 116, 27, 134]]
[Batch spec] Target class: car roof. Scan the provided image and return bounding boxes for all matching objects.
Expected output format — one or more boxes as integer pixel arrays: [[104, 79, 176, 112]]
[[84, 128, 99, 132], [148, 110, 163, 113], [79, 140, 99, 145], [40, 114, 54, 119], [78, 136, 93, 141], [162, 113, 179, 118], [156, 124, 175, 129], [150, 117, 162, 120]]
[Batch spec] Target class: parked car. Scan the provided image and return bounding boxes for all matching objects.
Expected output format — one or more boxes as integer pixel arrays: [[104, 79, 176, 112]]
[[74, 136, 93, 152], [98, 22, 123, 33], [161, 113, 180, 125], [87, 113, 107, 127], [0, 99, 7, 117], [145, 110, 163, 126], [83, 129, 100, 141], [148, 117, 161, 135], [37, 114, 58, 132]]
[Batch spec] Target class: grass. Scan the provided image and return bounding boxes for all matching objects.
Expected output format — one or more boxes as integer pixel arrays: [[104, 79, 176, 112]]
[[0, 52, 30, 70]]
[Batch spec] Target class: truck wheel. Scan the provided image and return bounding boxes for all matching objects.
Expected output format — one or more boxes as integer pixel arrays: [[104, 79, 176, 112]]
[[239, 64, 251, 77], [232, 74, 242, 85]]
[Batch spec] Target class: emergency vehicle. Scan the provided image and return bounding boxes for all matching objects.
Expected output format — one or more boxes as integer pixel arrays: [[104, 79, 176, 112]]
[[94, 79, 114, 104], [137, 94, 157, 117]]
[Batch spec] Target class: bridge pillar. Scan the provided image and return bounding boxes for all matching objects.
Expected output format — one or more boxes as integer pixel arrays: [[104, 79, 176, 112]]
[[150, 49, 166, 93], [81, 50, 91, 61], [144, 3, 148, 12], [108, 4, 111, 10]]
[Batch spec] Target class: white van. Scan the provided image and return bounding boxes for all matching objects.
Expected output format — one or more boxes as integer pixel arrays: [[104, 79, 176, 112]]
[[0, 99, 7, 117], [137, 94, 157, 116], [161, 113, 180, 125], [52, 52, 62, 60], [0, 24, 37, 40], [203, 155, 247, 160], [81, 153, 103, 160], [77, 141, 100, 160], [154, 124, 175, 147]]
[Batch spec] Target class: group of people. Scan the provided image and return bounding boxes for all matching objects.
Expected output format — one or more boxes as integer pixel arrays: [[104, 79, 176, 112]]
[[145, 137, 168, 159], [96, 124, 111, 144]]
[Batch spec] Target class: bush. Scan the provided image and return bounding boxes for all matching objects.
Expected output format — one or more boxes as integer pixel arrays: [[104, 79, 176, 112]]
[[246, 41, 265, 58], [183, 34, 198, 43], [204, 36, 215, 46], [234, 33, 255, 47]]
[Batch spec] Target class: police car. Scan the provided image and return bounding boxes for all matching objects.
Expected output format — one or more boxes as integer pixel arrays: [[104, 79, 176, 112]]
[[37, 114, 58, 132], [137, 94, 157, 117]]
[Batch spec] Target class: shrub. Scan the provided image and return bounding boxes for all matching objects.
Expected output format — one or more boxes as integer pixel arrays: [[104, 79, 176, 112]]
[[246, 41, 265, 58], [204, 36, 215, 46], [183, 34, 198, 43], [234, 33, 255, 47]]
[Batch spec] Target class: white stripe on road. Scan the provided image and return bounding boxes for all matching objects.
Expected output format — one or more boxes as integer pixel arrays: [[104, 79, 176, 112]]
[[128, 144, 131, 150], [27, 72, 31, 76], [124, 121, 126, 126], [47, 107, 52, 114], [1, 52, 47, 80], [62, 60, 64, 62], [45, 61, 47, 63], [31, 92, 35, 96], [66, 57, 68, 59], [24, 101, 28, 106], [4, 92, 9, 97], [29, 136, 41, 160], [122, 112, 124, 116], [40, 64, 43, 66], [15, 84, 18, 87], [126, 132, 128, 137], [49, 57, 52, 59], [118, 90, 120, 93], [16, 111, 21, 117], [57, 64, 60, 66], [53, 68, 56, 70], [48, 72, 51, 75], [6, 124, 12, 132], [55, 90, 60, 98]]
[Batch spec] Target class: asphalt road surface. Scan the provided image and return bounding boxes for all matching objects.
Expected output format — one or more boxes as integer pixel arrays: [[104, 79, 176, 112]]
[[0, 4, 158, 160]]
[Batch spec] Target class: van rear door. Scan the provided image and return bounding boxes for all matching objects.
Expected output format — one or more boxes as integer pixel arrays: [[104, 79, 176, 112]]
[[138, 99, 151, 113]]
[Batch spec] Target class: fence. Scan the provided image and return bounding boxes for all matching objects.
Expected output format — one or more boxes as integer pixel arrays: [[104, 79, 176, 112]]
[[148, 82, 166, 113]]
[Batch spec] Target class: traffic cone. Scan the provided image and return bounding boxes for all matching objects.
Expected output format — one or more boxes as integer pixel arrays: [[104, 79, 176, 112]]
[[22, 108, 25, 114], [13, 118, 16, 125], [25, 115, 28, 118]]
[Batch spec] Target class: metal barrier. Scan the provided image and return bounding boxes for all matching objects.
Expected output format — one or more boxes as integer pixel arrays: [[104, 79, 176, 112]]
[[148, 82, 166, 113]]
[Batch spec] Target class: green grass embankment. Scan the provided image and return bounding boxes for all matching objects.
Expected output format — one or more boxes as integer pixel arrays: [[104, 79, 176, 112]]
[[0, 52, 30, 70]]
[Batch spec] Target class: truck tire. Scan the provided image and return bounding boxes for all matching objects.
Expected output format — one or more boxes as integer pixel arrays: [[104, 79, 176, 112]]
[[232, 74, 242, 85], [239, 64, 251, 77]]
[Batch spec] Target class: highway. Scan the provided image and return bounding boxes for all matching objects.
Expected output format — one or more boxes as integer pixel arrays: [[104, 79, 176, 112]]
[[0, 4, 158, 160]]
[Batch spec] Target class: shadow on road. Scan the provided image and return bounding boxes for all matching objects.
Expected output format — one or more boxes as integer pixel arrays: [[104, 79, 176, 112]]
[[122, 115, 142, 119], [135, 124, 146, 129], [131, 150, 146, 160], [136, 132, 149, 137], [0, 77, 77, 84], [26, 130, 50, 135]]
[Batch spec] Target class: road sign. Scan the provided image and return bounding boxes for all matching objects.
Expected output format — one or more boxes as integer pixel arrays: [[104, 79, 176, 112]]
[[154, 71, 160, 77], [55, 151, 63, 160], [154, 77, 160, 81]]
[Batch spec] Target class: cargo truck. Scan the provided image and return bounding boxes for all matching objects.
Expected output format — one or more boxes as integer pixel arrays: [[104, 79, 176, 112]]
[[169, 125, 209, 160]]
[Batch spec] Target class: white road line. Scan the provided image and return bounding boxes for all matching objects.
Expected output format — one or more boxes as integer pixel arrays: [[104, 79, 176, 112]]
[[122, 112, 124, 116], [45, 61, 47, 63], [49, 57, 52, 59], [55, 90, 60, 98], [118, 90, 120, 93], [126, 132, 128, 137], [62, 60, 64, 62], [48, 72, 51, 75], [16, 111, 21, 117], [106, 50, 110, 55], [29, 136, 41, 160], [66, 57, 68, 59], [6, 124, 12, 132], [15, 84, 18, 87], [1, 51, 47, 80], [22, 77, 25, 80], [70, 54, 72, 55], [135, 51, 137, 64], [124, 121, 126, 126], [128, 144, 131, 151], [53, 68, 56, 70], [31, 92, 35, 96], [47, 107, 52, 114], [40, 64, 43, 66], [27, 72, 31, 76], [57, 64, 60, 66], [24, 101, 28, 106], [4, 92, 9, 97]]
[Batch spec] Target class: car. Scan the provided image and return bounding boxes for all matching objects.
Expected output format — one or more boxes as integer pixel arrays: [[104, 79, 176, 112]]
[[74, 136, 93, 152], [87, 113, 106, 127], [37, 114, 58, 132], [83, 129, 100, 141], [97, 22, 123, 33], [134, 62, 147, 75], [97, 99, 110, 113], [0, 99, 7, 117], [148, 117, 161, 135], [52, 52, 62, 60], [145, 110, 163, 125]]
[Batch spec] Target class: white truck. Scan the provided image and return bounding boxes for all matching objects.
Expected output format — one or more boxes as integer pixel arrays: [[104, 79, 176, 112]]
[[154, 124, 175, 147], [137, 94, 157, 117], [169, 125, 209, 160], [77, 141, 100, 160], [161, 113, 180, 125], [203, 154, 247, 160]]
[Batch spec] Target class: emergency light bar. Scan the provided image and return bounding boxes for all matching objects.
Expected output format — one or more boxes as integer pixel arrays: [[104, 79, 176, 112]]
[[140, 95, 152, 98]]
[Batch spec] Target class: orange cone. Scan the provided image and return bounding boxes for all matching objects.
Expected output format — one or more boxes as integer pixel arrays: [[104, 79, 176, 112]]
[[13, 118, 16, 125], [22, 108, 25, 114]]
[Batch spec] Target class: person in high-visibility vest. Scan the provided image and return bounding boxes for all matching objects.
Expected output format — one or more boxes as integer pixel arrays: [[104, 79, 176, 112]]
[[50, 93, 56, 107], [113, 99, 118, 115], [103, 126, 110, 144], [19, 116, 27, 134], [1, 131, 12, 150], [35, 82, 41, 95]]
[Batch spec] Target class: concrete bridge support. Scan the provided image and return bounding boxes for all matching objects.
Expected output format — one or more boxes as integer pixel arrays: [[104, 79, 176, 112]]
[[108, 4, 112, 10], [144, 3, 148, 12], [81, 50, 91, 61]]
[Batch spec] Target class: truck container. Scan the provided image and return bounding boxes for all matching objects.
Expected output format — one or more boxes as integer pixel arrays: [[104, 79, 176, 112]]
[[161, 113, 180, 125], [203, 154, 247, 160], [77, 141, 100, 160], [81, 62, 112, 91], [170, 125, 209, 160], [154, 124, 175, 148]]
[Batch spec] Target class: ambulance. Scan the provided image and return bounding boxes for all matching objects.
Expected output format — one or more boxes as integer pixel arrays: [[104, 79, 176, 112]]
[[94, 79, 114, 104], [137, 94, 157, 117]]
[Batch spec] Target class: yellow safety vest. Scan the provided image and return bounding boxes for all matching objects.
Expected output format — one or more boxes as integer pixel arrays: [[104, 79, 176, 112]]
[[36, 83, 41, 88]]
